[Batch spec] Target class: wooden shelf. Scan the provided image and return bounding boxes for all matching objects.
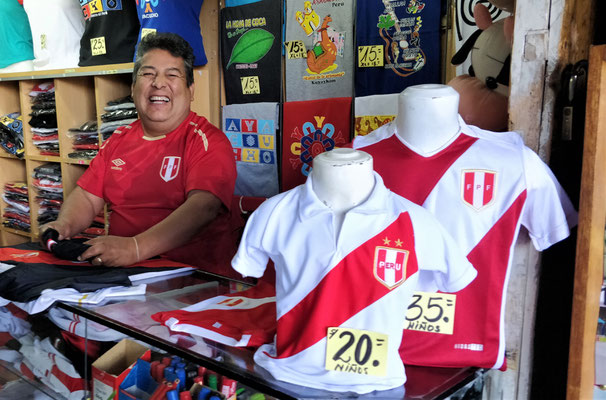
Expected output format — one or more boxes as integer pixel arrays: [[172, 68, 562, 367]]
[[0, 63, 134, 82], [0, 227, 32, 238]]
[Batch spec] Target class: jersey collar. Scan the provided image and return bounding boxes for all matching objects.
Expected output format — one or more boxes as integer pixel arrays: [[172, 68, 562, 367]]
[[297, 172, 391, 221]]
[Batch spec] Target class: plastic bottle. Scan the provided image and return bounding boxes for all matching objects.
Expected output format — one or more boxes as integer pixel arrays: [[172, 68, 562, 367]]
[[206, 374, 218, 391], [197, 387, 211, 400]]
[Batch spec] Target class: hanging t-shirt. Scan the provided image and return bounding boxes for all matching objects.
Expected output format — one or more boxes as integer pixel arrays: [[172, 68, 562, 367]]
[[281, 97, 351, 191], [355, 0, 440, 96], [354, 93, 399, 137], [22, 0, 84, 70], [220, 0, 282, 104], [284, 0, 354, 101], [222, 102, 279, 198], [133, 0, 207, 66], [0, 0, 34, 69], [79, 0, 140, 66]]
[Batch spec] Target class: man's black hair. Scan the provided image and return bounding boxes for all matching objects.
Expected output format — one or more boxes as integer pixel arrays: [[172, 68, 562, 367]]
[[133, 32, 195, 87]]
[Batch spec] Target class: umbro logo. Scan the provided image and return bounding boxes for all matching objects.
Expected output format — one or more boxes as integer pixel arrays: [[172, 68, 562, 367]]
[[111, 158, 125, 171]]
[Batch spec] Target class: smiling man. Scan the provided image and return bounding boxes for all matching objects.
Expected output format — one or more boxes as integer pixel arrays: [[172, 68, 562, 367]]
[[40, 33, 236, 269]]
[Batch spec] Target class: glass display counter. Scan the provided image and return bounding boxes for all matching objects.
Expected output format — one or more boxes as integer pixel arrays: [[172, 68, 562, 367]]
[[56, 270, 480, 399]]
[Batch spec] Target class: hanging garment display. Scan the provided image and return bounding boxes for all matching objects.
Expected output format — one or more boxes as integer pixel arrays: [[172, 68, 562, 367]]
[[354, 93, 399, 137], [281, 97, 351, 191], [284, 0, 354, 101], [134, 0, 207, 66], [355, 0, 440, 96], [220, 0, 282, 104], [78, 0, 140, 66], [222, 102, 279, 197], [22, 0, 84, 70], [0, 0, 34, 70]]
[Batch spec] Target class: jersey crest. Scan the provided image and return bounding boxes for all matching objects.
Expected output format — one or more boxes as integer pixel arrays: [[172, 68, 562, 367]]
[[374, 246, 408, 289], [461, 169, 497, 211], [160, 156, 181, 182]]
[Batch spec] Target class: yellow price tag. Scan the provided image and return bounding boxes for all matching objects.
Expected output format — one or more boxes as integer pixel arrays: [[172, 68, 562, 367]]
[[91, 37, 107, 56], [240, 76, 260, 95], [405, 292, 457, 335], [325, 327, 388, 377], [285, 40, 307, 59], [358, 45, 384, 68], [141, 28, 157, 39]]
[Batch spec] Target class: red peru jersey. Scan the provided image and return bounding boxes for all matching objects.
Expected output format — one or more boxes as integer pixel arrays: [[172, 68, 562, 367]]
[[352, 118, 577, 369]]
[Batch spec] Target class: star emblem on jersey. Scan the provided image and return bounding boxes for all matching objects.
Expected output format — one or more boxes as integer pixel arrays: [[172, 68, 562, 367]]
[[382, 237, 391, 245], [373, 246, 408, 289], [461, 169, 497, 211], [160, 156, 181, 182]]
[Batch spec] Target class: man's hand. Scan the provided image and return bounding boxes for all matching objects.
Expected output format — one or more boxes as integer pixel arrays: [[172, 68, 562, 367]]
[[80, 235, 139, 267], [39, 220, 72, 242]]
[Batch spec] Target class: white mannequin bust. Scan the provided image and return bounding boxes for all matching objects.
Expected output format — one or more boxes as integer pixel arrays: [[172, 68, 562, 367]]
[[312, 148, 375, 234], [395, 84, 461, 155]]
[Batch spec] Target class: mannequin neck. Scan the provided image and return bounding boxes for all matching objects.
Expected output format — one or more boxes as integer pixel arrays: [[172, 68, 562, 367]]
[[395, 84, 461, 155], [312, 149, 375, 233]]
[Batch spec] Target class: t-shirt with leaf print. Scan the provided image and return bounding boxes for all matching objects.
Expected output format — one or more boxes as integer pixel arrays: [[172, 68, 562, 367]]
[[220, 0, 282, 105]]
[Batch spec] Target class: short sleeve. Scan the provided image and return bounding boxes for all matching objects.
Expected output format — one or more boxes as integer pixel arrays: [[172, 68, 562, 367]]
[[231, 203, 272, 278], [185, 119, 237, 209], [411, 209, 477, 293], [521, 146, 578, 250], [77, 134, 117, 199]]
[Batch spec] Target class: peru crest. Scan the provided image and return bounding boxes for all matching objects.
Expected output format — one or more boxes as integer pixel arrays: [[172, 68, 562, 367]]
[[461, 169, 496, 211], [160, 156, 181, 182], [374, 246, 408, 289]]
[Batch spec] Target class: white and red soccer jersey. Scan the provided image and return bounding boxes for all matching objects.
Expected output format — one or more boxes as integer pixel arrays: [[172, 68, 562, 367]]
[[151, 281, 276, 348], [232, 173, 477, 394], [352, 118, 578, 370], [78, 112, 237, 269]]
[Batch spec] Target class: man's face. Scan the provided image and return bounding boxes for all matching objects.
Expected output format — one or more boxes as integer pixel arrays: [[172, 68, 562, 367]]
[[132, 49, 194, 136]]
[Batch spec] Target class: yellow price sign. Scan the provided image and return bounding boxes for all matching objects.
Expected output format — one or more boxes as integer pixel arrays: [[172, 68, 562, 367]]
[[285, 40, 307, 59], [358, 45, 384, 68], [240, 76, 260, 95], [404, 292, 457, 335], [141, 28, 157, 39], [90, 37, 107, 56], [325, 327, 388, 377]]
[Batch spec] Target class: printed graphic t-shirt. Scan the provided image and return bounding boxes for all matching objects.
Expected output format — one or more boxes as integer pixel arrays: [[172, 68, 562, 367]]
[[79, 0, 140, 66]]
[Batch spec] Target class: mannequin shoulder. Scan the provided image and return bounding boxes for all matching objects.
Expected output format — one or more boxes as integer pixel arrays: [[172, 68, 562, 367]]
[[465, 123, 525, 147], [352, 121, 397, 149]]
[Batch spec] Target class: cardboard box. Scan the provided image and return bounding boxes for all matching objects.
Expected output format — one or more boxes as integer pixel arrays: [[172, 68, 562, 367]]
[[92, 339, 151, 400]]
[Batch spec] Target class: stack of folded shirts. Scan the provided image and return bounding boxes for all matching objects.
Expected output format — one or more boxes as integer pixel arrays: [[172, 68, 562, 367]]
[[100, 95, 137, 140], [0, 112, 25, 158], [32, 163, 63, 226], [77, 213, 106, 239], [2, 182, 30, 232], [28, 82, 58, 156], [67, 120, 99, 159]]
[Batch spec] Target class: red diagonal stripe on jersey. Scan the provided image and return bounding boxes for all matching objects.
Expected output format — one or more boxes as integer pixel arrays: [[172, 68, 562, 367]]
[[399, 190, 527, 369], [51, 365, 86, 393], [362, 133, 477, 205], [274, 212, 418, 358]]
